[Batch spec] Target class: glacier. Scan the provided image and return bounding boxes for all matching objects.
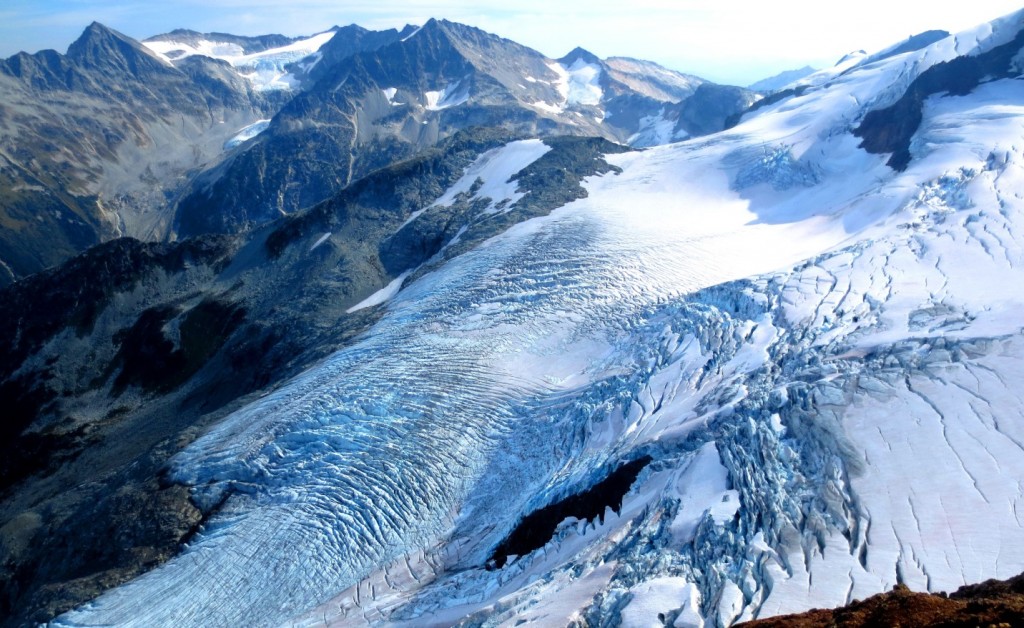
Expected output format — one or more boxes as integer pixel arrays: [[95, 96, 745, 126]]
[[55, 11, 1024, 628], [143, 31, 336, 91]]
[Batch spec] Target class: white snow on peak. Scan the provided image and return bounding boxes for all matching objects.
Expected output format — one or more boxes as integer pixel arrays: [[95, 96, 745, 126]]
[[424, 79, 470, 110], [143, 30, 336, 90], [430, 139, 552, 215], [564, 58, 604, 105], [223, 119, 270, 149], [544, 58, 604, 110], [627, 110, 685, 148]]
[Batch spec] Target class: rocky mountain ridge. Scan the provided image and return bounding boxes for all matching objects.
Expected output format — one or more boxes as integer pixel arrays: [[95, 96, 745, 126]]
[[171, 18, 756, 237], [0, 19, 755, 284]]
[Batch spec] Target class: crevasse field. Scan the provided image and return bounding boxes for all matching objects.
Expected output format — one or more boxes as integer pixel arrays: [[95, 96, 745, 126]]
[[56, 12, 1024, 627]]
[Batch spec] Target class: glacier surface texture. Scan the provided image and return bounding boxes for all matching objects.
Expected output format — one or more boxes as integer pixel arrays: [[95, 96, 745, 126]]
[[56, 11, 1024, 628]]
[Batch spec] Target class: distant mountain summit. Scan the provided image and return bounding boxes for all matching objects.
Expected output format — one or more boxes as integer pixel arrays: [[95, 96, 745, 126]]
[[0, 22, 272, 285], [558, 46, 603, 66], [67, 22, 169, 77], [747, 65, 817, 92]]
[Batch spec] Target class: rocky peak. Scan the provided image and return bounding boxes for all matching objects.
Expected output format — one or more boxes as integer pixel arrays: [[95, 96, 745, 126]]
[[558, 46, 602, 67], [306, 23, 407, 83], [0, 49, 77, 89], [66, 21, 172, 78]]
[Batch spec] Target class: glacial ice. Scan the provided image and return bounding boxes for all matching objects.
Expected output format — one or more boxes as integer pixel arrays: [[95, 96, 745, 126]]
[[56, 14, 1024, 628], [424, 79, 471, 111], [627, 110, 684, 148], [542, 58, 604, 112], [143, 30, 337, 91]]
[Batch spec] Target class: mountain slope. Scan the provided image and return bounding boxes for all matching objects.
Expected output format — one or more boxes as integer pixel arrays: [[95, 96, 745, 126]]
[[0, 23, 272, 285], [35, 8, 1024, 628], [0, 19, 752, 280]]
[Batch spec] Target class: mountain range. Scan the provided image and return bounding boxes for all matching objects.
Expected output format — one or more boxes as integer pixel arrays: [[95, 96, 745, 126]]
[[0, 20, 754, 286], [3, 9, 1024, 628]]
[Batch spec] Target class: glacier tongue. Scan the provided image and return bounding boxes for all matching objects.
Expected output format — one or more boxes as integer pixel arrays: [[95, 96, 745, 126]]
[[55, 15, 1024, 628]]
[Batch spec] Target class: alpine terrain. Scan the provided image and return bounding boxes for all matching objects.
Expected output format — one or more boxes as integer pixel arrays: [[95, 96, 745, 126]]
[[1, 7, 1024, 628]]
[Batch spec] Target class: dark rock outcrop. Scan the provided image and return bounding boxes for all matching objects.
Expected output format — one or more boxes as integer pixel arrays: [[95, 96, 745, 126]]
[[488, 457, 651, 569], [854, 26, 1024, 171], [673, 82, 759, 137]]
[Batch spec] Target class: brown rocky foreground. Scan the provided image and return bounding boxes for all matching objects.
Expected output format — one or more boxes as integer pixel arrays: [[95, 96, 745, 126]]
[[737, 573, 1024, 627]]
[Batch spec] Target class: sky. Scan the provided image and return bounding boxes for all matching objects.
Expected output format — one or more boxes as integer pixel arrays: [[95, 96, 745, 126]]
[[2, 1, 1023, 85]]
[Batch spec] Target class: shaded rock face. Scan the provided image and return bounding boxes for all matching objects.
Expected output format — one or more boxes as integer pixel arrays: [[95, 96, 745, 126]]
[[737, 573, 1024, 627], [673, 82, 759, 137], [1, 453, 204, 626], [854, 25, 1024, 171], [0, 129, 633, 625], [0, 23, 272, 286], [0, 236, 237, 494], [302, 23, 414, 85]]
